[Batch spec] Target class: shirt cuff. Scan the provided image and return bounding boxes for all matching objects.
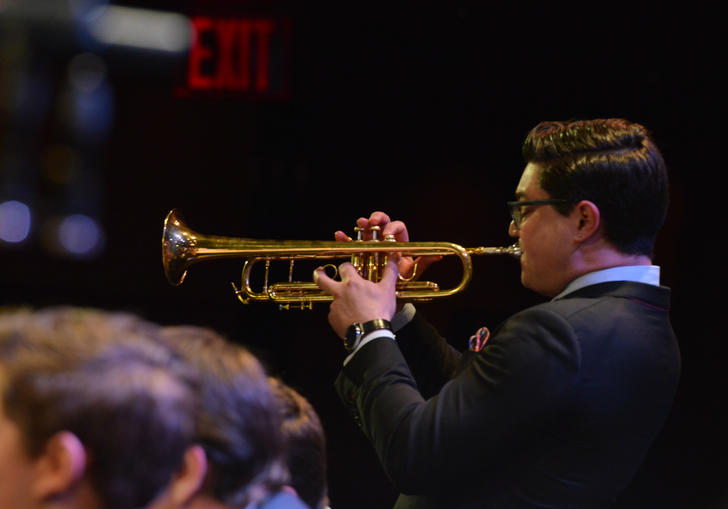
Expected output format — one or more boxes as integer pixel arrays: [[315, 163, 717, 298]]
[[391, 302, 416, 332], [343, 329, 395, 366]]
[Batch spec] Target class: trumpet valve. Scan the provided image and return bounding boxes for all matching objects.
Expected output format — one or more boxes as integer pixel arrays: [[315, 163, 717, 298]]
[[351, 226, 365, 274], [367, 226, 382, 281]]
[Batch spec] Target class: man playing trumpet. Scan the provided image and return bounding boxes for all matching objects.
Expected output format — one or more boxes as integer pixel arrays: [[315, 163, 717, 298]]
[[314, 118, 680, 509]]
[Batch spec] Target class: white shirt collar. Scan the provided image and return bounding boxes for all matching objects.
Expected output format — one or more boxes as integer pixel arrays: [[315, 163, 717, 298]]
[[553, 265, 660, 300]]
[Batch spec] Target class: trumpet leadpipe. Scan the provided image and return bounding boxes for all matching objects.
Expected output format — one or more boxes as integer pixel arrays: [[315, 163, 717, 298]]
[[466, 245, 522, 258]]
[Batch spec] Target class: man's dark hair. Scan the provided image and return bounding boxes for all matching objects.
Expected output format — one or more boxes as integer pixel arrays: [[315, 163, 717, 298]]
[[269, 377, 328, 509], [159, 326, 289, 507], [522, 118, 669, 256], [0, 306, 199, 509]]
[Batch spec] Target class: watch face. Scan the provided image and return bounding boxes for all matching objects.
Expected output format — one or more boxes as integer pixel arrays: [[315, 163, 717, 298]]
[[344, 320, 391, 352], [344, 323, 363, 352], [352, 324, 363, 339]]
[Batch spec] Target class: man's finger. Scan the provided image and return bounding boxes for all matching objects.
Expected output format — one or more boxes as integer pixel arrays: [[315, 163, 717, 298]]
[[368, 211, 392, 226], [313, 267, 339, 295], [337, 262, 358, 284], [380, 260, 399, 291], [398, 257, 416, 279], [414, 255, 443, 275], [383, 220, 409, 242], [334, 230, 352, 242]]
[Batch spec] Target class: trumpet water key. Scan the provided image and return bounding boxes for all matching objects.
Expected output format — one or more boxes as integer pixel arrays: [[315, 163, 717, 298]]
[[162, 209, 521, 310]]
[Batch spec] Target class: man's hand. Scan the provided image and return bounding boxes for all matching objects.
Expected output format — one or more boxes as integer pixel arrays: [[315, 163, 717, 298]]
[[314, 261, 398, 339], [334, 211, 440, 280]]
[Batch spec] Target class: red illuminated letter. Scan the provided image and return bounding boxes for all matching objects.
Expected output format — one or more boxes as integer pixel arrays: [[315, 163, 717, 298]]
[[253, 20, 274, 92], [214, 20, 241, 89], [188, 17, 215, 89]]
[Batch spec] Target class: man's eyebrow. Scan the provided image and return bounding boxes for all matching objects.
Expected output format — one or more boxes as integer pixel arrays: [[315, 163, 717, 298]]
[[514, 191, 527, 200]]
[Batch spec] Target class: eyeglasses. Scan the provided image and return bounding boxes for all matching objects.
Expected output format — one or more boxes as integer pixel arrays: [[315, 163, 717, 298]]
[[507, 199, 572, 229]]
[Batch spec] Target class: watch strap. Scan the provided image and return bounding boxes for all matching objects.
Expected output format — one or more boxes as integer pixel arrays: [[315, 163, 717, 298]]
[[343, 318, 393, 352], [360, 318, 392, 336]]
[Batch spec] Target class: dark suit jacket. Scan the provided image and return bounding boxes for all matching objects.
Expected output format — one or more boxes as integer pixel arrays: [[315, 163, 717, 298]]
[[334, 281, 680, 509]]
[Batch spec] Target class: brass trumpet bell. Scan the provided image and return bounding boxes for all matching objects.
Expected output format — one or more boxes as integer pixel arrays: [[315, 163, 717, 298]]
[[162, 209, 520, 309]]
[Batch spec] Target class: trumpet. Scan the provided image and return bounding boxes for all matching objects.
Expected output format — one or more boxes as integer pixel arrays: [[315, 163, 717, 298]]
[[162, 209, 520, 310]]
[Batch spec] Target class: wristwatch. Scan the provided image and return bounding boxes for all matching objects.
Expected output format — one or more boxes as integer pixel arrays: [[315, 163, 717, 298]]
[[344, 318, 393, 353]]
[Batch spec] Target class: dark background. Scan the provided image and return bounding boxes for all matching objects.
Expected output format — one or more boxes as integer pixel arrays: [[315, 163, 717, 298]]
[[1, 2, 724, 508]]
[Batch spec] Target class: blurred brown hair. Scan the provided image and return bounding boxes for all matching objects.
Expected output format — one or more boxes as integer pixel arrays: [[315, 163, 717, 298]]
[[159, 325, 289, 507], [0, 306, 199, 509], [269, 377, 328, 509]]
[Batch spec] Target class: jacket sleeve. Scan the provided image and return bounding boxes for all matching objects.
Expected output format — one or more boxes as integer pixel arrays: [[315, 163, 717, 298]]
[[334, 306, 582, 494], [393, 310, 463, 399]]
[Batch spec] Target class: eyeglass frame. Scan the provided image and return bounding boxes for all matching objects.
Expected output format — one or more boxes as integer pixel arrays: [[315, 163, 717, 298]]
[[506, 199, 573, 229]]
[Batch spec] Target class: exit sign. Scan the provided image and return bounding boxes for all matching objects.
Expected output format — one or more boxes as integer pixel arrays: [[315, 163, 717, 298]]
[[182, 15, 291, 99]]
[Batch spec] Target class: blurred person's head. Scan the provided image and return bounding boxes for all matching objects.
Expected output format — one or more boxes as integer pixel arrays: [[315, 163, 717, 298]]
[[0, 306, 199, 509], [269, 377, 328, 509], [156, 326, 291, 508]]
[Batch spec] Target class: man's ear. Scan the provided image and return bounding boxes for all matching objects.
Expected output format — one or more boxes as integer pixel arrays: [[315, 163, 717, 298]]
[[146, 445, 208, 509], [573, 200, 601, 241], [31, 431, 87, 500], [169, 445, 208, 505]]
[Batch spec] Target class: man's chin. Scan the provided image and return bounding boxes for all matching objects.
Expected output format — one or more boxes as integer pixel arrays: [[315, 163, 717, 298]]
[[520, 271, 531, 290], [521, 271, 551, 297]]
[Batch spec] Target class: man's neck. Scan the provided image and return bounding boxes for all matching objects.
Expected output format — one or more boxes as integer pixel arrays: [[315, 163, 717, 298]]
[[547, 240, 653, 299], [185, 496, 229, 509], [148, 494, 229, 509], [571, 239, 652, 281], [44, 481, 103, 509]]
